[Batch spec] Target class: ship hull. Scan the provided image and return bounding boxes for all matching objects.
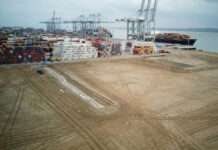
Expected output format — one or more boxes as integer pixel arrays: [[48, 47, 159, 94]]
[[155, 38, 197, 45]]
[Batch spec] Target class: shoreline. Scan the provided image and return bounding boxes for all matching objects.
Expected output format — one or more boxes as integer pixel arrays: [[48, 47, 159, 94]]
[[109, 27, 218, 33]]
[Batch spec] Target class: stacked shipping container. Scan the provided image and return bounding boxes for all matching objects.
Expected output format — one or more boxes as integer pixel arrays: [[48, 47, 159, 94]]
[[0, 34, 56, 64], [133, 46, 154, 55], [111, 43, 121, 56], [0, 34, 162, 65], [53, 39, 98, 61], [124, 41, 156, 55], [86, 37, 122, 58], [156, 33, 191, 40]]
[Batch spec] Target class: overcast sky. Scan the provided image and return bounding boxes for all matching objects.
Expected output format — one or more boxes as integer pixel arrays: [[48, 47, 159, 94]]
[[0, 0, 218, 28]]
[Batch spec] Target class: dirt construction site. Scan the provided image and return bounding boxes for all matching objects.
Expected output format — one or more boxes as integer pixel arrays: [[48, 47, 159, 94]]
[[0, 50, 218, 150]]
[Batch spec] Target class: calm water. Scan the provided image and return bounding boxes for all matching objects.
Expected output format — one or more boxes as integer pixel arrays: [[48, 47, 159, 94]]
[[110, 28, 218, 53]]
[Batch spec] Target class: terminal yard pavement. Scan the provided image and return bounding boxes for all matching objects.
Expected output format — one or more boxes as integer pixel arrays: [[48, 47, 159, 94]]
[[0, 49, 218, 150]]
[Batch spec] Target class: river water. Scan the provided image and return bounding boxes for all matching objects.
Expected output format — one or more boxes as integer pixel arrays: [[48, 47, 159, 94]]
[[109, 28, 218, 53]]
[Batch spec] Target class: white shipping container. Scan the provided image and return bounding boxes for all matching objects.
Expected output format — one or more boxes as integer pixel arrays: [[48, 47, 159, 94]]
[[53, 38, 98, 61]]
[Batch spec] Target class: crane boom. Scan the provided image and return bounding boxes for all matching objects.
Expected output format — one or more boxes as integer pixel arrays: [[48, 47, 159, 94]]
[[144, 0, 151, 21], [53, 10, 55, 20], [150, 0, 158, 22], [138, 0, 146, 17]]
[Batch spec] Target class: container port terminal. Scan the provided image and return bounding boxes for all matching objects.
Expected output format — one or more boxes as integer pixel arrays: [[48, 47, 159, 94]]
[[1, 0, 218, 150]]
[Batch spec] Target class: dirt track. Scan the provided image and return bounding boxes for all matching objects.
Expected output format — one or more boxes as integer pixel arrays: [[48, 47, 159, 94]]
[[1, 50, 218, 150]]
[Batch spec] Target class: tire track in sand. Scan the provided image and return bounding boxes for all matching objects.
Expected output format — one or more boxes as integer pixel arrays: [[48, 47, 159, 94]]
[[29, 75, 108, 150], [1, 69, 25, 134], [115, 70, 205, 150]]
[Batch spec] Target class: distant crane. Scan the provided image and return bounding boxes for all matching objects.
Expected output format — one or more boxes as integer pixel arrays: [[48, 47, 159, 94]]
[[40, 12, 113, 35], [117, 0, 158, 41], [63, 13, 114, 36], [40, 10, 62, 33], [51, 11, 56, 31]]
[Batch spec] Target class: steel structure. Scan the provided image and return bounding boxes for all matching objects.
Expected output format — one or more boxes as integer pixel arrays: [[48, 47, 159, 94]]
[[40, 11, 62, 33], [117, 0, 158, 41], [63, 13, 113, 36], [41, 12, 113, 36]]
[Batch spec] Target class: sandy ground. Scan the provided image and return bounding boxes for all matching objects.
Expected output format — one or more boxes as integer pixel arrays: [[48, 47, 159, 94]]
[[0, 50, 218, 150]]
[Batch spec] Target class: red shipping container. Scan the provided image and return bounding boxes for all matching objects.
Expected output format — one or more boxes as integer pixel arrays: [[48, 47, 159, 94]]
[[49, 41, 56, 43], [23, 50, 29, 53], [1, 40, 8, 43]]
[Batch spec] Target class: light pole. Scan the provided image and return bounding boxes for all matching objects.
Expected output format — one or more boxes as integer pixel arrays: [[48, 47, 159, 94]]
[[188, 37, 190, 50]]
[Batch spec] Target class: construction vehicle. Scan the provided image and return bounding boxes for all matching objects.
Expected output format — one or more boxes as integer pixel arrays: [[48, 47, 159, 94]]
[[50, 57, 62, 62], [42, 61, 48, 66], [37, 68, 44, 75]]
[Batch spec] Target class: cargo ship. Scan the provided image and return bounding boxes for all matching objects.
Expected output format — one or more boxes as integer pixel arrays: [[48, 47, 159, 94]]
[[155, 33, 197, 45]]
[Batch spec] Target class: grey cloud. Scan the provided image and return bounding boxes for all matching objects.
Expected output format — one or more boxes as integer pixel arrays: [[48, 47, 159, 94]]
[[0, 0, 217, 28]]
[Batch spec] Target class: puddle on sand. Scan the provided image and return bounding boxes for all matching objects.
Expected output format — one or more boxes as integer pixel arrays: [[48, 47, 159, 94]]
[[159, 60, 194, 68]]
